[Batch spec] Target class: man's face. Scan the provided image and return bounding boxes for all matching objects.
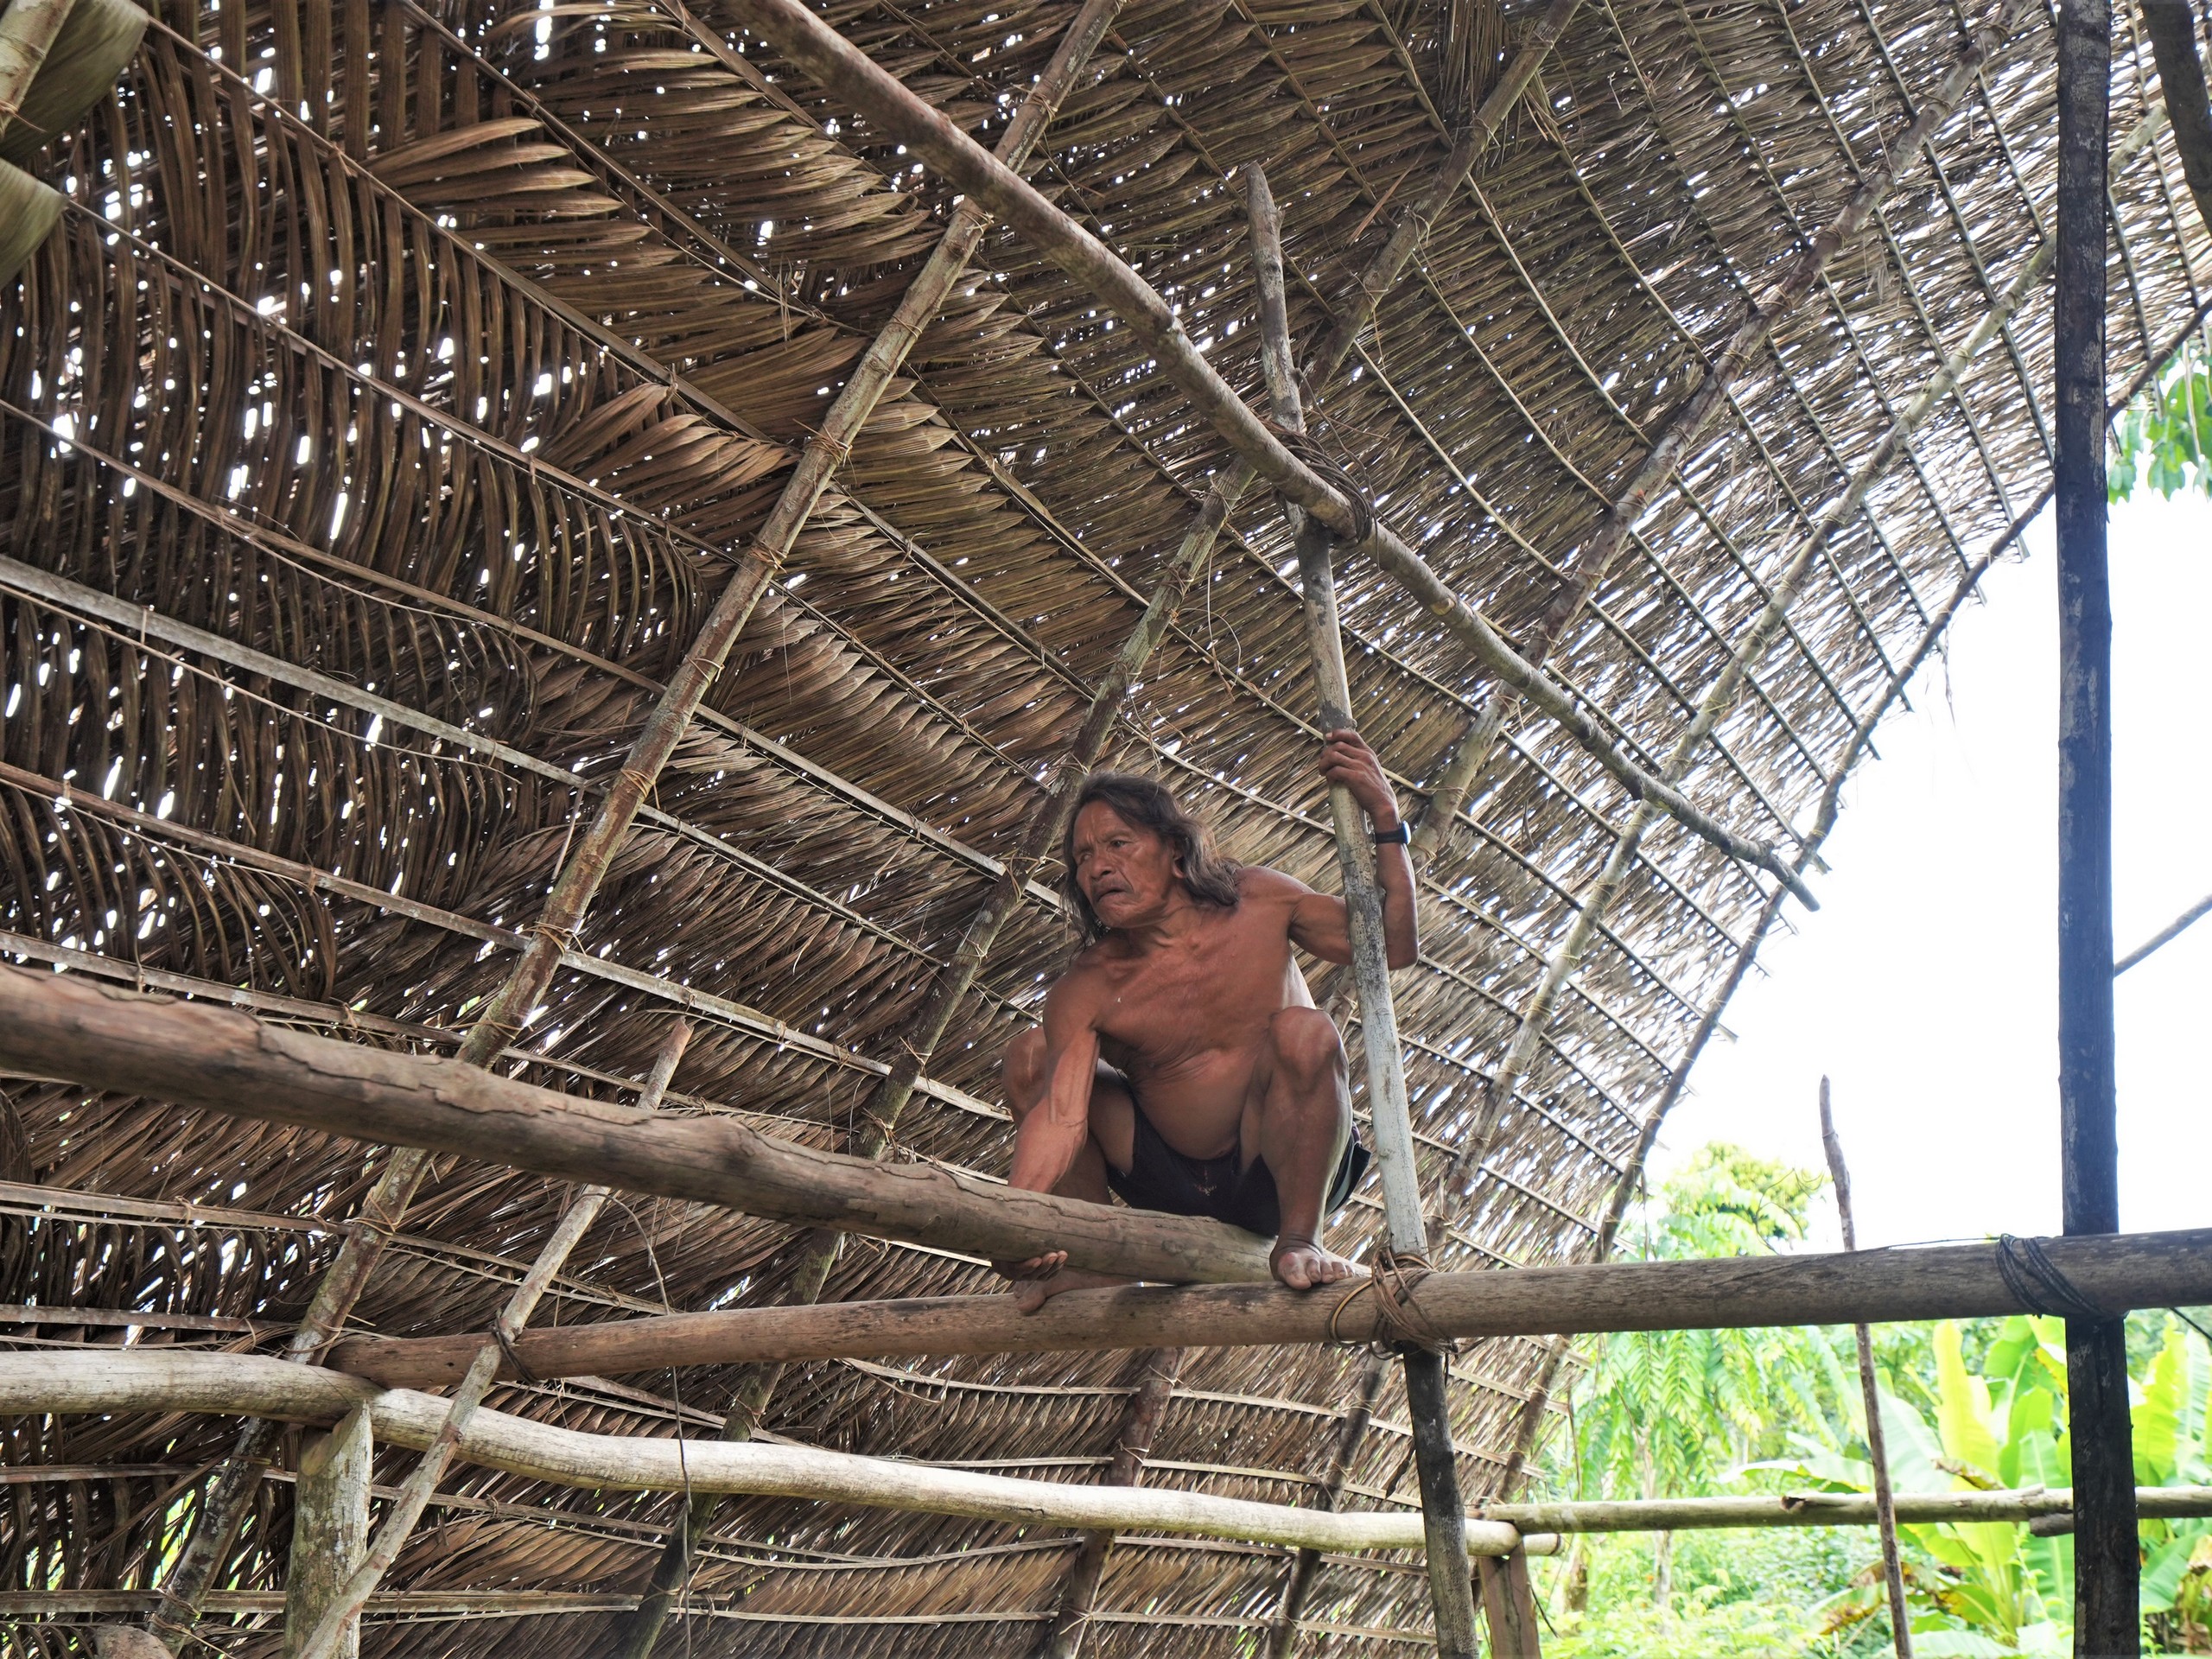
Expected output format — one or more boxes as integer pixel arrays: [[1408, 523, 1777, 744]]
[[1071, 801, 1180, 930]]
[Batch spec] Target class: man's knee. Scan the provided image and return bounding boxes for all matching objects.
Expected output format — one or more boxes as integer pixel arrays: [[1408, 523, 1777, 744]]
[[1003, 1027, 1048, 1116], [1268, 1006, 1344, 1083]]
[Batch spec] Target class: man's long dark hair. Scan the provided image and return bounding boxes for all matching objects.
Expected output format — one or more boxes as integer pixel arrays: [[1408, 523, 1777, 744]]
[[1058, 772, 1242, 945]]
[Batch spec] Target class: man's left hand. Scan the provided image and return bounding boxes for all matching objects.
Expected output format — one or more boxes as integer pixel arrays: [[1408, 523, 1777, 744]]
[[1319, 728, 1399, 831]]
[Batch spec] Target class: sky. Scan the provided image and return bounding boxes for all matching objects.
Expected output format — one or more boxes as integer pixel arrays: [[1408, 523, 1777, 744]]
[[1646, 486, 2212, 1250]]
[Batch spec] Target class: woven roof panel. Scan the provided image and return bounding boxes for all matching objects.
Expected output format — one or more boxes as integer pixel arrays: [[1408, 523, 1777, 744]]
[[1, 0, 2206, 1648]]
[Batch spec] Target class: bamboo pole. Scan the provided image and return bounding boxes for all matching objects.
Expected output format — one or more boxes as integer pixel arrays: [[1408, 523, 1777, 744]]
[[2056, 0, 2138, 1637], [2114, 889, 2212, 974], [5, 1352, 2209, 1547], [0, 0, 75, 138], [293, 1021, 692, 1659], [1249, 160, 1481, 1659], [726, 0, 1815, 906], [1035, 1348, 1185, 1659], [0, 1351, 1529, 1560], [0, 965, 1274, 1287], [1821, 1079, 1911, 1659], [327, 1225, 2212, 1383]]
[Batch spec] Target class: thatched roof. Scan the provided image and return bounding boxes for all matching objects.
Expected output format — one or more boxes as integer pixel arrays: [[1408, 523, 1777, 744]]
[[0, 0, 2205, 1651]]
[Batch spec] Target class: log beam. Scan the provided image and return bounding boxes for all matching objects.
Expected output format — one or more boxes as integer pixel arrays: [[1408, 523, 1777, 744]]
[[0, 965, 1271, 1287], [0, 1352, 1524, 1560], [4, 1352, 2205, 1552], [330, 1225, 2212, 1386]]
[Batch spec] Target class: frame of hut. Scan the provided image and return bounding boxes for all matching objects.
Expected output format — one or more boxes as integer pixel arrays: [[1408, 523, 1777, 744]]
[[0, 0, 2209, 1653]]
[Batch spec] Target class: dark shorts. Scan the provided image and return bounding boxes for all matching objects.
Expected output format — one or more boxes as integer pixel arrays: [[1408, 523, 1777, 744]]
[[1103, 1095, 1371, 1238]]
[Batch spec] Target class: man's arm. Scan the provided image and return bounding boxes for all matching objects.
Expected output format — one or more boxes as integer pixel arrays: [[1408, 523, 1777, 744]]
[[1006, 977, 1102, 1197], [1290, 728, 1418, 969]]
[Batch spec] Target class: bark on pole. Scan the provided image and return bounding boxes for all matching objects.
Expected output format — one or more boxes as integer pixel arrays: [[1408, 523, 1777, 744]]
[[324, 1224, 2212, 1382], [283, 1407, 371, 1659], [1820, 1079, 1912, 1659], [0, 965, 1274, 1287], [2056, 0, 2137, 1638], [1247, 161, 1480, 1659]]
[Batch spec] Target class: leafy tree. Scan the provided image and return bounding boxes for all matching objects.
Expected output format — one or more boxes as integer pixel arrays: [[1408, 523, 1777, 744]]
[[2110, 334, 2212, 501], [1553, 1147, 1856, 1614]]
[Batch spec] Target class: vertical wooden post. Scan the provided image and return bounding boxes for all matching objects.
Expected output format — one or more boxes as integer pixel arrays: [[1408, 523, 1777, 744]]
[[1820, 1078, 1913, 1659], [1476, 1548, 1542, 1657], [284, 1407, 371, 1659], [1036, 1348, 1185, 1659], [2055, 0, 2137, 1639], [1246, 161, 1479, 1659]]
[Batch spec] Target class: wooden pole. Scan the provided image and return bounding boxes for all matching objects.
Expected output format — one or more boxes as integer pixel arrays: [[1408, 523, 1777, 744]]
[[327, 1223, 2212, 1385], [1247, 160, 1481, 1659], [2137, 0, 2212, 234], [283, 1407, 371, 1659], [725, 0, 1818, 907], [2113, 890, 2212, 975], [1476, 1548, 1543, 1657], [294, 1021, 692, 1659], [1035, 1348, 1185, 1659], [1820, 1078, 1912, 1659], [0, 1351, 1528, 1560], [9, 1352, 2209, 1547], [0, 965, 1273, 1287], [1264, 1351, 1389, 1658], [2056, 0, 2138, 1637]]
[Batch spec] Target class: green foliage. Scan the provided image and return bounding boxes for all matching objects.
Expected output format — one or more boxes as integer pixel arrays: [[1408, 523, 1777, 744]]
[[2110, 335, 2212, 501], [1567, 1146, 1849, 1503], [1538, 1147, 2212, 1656]]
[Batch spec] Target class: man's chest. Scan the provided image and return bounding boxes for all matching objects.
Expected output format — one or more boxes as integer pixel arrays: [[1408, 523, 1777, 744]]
[[1091, 920, 1287, 1046]]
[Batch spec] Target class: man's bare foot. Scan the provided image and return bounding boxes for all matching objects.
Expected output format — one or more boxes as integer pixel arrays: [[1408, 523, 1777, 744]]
[[1010, 1265, 1132, 1313], [1270, 1234, 1358, 1291]]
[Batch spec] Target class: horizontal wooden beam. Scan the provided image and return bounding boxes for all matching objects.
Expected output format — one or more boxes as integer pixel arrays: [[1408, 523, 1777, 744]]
[[0, 966, 1271, 1286], [330, 1226, 2212, 1387], [0, 1351, 1522, 1558], [1491, 1486, 2212, 1534], [723, 0, 1817, 907], [6, 1353, 2204, 1559]]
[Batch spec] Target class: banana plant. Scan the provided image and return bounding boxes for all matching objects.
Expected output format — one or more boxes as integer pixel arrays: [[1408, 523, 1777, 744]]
[[1781, 1313, 2212, 1655]]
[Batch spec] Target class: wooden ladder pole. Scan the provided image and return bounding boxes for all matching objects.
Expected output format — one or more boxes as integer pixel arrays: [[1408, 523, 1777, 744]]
[[1245, 160, 1479, 1659]]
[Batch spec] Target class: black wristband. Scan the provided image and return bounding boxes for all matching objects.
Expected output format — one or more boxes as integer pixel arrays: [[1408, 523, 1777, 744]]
[[1370, 822, 1410, 845]]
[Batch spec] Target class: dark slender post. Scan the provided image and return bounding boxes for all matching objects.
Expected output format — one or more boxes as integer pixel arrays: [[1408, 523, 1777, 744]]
[[2056, 0, 2137, 1642]]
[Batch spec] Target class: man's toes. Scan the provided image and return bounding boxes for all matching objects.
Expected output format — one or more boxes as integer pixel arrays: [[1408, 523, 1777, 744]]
[[1315, 1253, 1357, 1284]]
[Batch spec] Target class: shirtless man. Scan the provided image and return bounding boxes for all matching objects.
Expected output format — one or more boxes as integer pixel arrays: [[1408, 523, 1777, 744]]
[[997, 728, 1415, 1309]]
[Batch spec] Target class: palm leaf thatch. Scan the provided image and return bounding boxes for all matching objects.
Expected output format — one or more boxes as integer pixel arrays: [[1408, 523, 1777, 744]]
[[0, 0, 2207, 1653]]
